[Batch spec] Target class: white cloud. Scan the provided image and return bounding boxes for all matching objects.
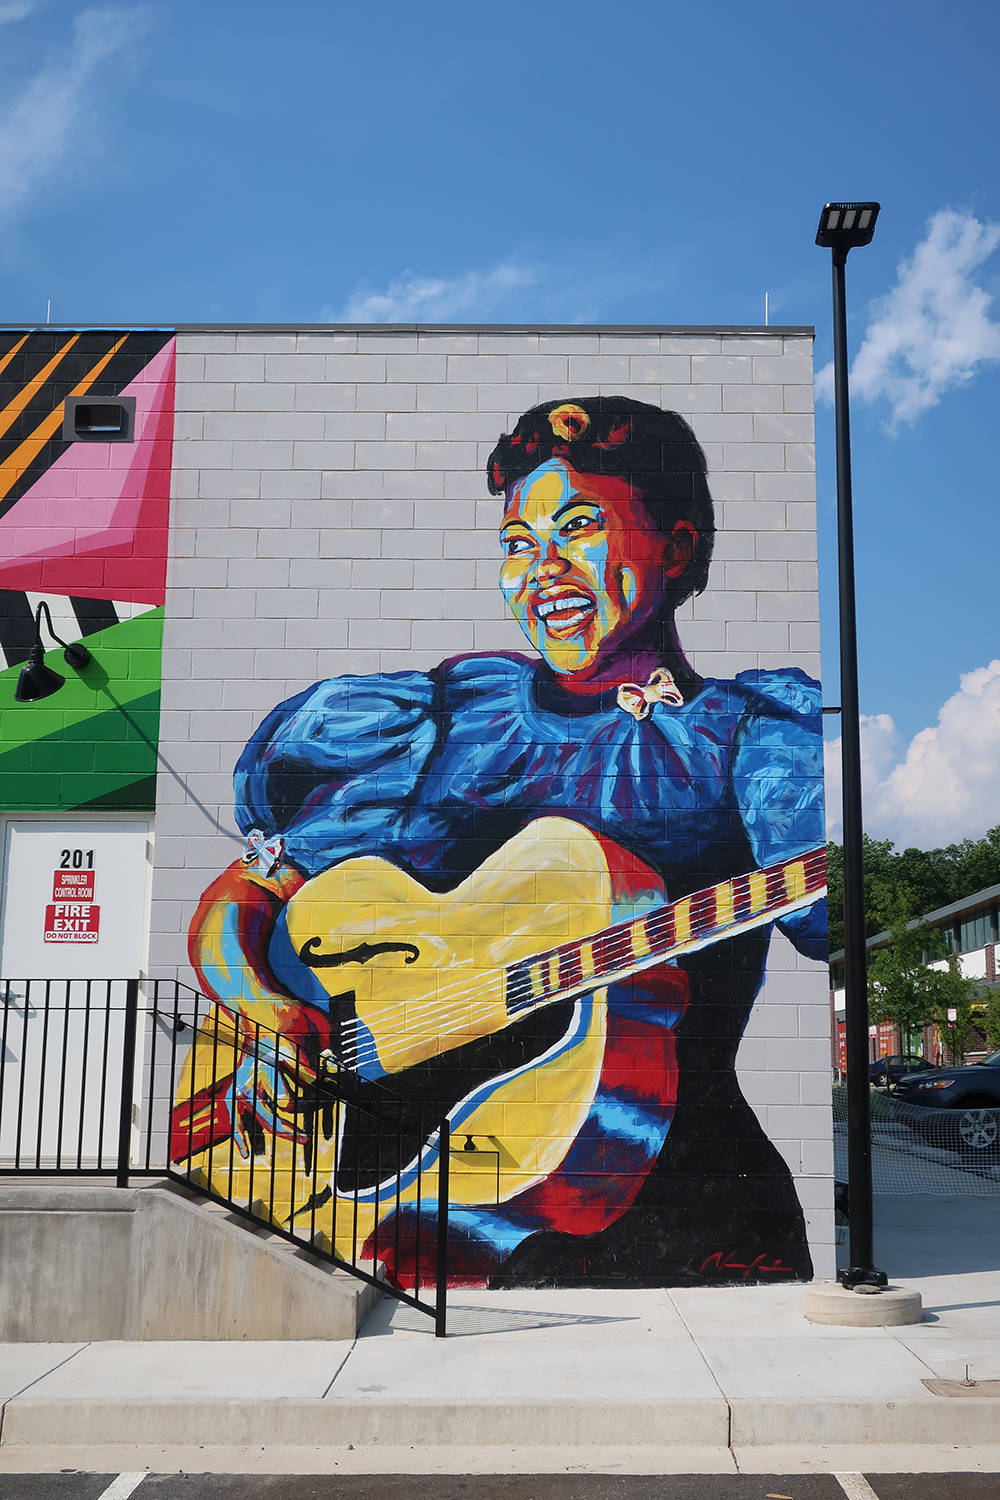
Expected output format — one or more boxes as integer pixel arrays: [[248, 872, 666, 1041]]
[[327, 262, 539, 323], [825, 662, 1000, 846], [0, 5, 152, 215], [815, 209, 1000, 427], [0, 2, 42, 20], [824, 713, 899, 841], [813, 359, 834, 406]]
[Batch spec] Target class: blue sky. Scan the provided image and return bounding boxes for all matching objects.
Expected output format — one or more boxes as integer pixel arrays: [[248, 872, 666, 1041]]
[[3, 0, 999, 848]]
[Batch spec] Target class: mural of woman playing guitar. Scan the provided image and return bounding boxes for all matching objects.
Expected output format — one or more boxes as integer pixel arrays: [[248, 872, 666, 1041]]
[[182, 396, 828, 1287]]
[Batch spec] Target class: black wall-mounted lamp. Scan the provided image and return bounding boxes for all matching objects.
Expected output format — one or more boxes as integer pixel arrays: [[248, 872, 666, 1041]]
[[14, 601, 92, 702]]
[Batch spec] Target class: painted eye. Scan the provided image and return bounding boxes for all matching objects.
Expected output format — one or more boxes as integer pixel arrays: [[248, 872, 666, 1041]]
[[561, 513, 600, 536], [502, 534, 534, 556]]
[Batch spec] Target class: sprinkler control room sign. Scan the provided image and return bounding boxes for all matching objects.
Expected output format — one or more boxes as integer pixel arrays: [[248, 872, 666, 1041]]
[[44, 867, 101, 943]]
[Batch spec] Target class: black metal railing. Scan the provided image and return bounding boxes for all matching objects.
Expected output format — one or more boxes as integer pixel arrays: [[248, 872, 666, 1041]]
[[0, 976, 449, 1335], [0, 977, 140, 1180]]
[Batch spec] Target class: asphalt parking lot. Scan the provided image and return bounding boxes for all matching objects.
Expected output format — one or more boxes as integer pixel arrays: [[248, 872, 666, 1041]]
[[2, 1475, 1000, 1500]]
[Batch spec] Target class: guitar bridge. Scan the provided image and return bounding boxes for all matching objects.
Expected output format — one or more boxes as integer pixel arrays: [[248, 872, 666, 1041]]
[[448, 1137, 502, 1204]]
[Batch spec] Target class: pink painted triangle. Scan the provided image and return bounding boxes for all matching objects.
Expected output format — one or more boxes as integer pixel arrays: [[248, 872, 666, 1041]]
[[0, 338, 176, 605]]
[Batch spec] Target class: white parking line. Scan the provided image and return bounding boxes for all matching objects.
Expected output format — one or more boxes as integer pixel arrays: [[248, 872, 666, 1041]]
[[834, 1475, 881, 1500], [97, 1475, 147, 1500]]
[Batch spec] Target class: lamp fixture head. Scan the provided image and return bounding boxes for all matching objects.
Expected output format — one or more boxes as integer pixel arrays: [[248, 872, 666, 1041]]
[[14, 642, 66, 702], [815, 201, 880, 252]]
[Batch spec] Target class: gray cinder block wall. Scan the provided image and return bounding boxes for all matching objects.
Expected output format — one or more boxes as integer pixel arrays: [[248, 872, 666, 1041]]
[[150, 326, 833, 1279]]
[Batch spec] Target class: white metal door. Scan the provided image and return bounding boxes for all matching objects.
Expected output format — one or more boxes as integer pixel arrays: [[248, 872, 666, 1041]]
[[0, 818, 151, 980], [0, 818, 151, 1166]]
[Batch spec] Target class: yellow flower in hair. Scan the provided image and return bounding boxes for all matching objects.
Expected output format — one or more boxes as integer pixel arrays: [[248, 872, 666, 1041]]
[[548, 403, 590, 442]]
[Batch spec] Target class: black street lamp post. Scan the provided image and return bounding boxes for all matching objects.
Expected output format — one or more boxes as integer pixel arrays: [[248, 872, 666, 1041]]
[[815, 201, 888, 1290]]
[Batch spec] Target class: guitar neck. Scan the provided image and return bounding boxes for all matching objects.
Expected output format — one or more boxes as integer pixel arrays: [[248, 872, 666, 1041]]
[[504, 847, 827, 1018]]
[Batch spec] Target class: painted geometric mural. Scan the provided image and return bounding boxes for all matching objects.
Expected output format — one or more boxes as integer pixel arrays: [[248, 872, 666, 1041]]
[[0, 331, 175, 810]]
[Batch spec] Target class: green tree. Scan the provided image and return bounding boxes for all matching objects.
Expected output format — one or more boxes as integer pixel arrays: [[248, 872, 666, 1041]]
[[980, 988, 1000, 1052], [863, 838, 915, 932], [892, 846, 953, 917], [932, 956, 983, 1065], [867, 908, 987, 1060], [825, 841, 843, 954], [826, 824, 1000, 956], [825, 835, 923, 954], [867, 911, 943, 1050], [951, 826, 1000, 897]]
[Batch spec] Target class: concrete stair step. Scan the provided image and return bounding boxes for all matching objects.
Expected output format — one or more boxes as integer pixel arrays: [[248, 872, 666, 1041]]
[[0, 1181, 381, 1341]]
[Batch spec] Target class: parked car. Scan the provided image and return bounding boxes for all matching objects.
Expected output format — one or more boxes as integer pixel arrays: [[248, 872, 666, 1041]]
[[868, 1053, 936, 1089], [893, 1049, 1000, 1154]]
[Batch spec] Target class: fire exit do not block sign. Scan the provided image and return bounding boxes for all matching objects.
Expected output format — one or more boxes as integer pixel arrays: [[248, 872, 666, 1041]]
[[44, 869, 100, 943]]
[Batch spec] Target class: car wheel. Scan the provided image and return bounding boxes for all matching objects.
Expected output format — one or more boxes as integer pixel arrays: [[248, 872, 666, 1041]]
[[955, 1105, 1000, 1154], [874, 1070, 889, 1089]]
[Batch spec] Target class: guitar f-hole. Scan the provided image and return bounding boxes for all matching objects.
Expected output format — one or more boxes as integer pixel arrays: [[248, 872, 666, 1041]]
[[298, 938, 421, 969]]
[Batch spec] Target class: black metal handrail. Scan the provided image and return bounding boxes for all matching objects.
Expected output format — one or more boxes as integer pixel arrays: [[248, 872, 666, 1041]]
[[0, 975, 449, 1335]]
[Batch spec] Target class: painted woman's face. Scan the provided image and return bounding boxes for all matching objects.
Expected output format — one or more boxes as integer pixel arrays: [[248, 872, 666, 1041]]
[[499, 458, 670, 677]]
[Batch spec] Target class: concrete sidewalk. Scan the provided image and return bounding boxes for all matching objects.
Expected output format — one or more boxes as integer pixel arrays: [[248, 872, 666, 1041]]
[[2, 1196, 1000, 1476]]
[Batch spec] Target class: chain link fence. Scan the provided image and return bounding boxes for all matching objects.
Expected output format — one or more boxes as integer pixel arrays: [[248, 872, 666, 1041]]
[[833, 1082, 1000, 1197]]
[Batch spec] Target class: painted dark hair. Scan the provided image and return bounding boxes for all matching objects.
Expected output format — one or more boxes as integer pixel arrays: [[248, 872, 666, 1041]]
[[487, 396, 715, 602]]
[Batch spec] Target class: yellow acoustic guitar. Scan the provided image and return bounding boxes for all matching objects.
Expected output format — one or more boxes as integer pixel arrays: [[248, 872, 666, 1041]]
[[175, 818, 826, 1274]]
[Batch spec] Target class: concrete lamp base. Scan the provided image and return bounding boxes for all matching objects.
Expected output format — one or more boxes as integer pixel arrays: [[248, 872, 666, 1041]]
[[804, 1281, 923, 1327]]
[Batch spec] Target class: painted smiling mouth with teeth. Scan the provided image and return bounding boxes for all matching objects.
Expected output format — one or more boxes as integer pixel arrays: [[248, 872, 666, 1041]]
[[533, 594, 596, 631]]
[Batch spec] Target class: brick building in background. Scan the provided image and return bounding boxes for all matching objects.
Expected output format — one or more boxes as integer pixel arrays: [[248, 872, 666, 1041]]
[[831, 882, 1000, 1070]]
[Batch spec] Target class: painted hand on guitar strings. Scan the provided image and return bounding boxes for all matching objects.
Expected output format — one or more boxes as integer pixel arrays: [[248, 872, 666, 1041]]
[[230, 1041, 311, 1160]]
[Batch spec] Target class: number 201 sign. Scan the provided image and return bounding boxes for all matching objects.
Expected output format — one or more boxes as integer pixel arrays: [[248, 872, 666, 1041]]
[[44, 849, 100, 943]]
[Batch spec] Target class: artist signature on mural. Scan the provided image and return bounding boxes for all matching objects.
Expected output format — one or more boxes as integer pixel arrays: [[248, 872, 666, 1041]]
[[698, 1249, 796, 1280]]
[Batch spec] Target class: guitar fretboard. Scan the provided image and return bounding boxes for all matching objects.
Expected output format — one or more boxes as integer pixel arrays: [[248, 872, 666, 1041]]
[[504, 848, 827, 1017]]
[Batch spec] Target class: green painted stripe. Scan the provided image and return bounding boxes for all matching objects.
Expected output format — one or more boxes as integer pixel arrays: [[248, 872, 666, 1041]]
[[0, 608, 164, 759], [74, 774, 158, 811], [0, 691, 161, 812]]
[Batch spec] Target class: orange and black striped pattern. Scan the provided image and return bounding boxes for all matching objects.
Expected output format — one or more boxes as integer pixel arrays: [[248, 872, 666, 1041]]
[[0, 329, 173, 518]]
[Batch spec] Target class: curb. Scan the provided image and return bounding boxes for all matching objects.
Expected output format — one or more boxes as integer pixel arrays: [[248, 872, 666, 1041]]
[[3, 1391, 999, 1452]]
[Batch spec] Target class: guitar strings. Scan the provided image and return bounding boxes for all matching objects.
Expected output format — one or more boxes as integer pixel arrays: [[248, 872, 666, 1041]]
[[332, 852, 827, 1074], [338, 845, 830, 1049], [333, 852, 829, 1073], [332, 852, 828, 1072], [329, 845, 829, 1064]]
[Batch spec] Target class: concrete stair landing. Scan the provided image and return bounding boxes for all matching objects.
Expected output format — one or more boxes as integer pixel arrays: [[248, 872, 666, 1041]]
[[0, 1181, 379, 1341]]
